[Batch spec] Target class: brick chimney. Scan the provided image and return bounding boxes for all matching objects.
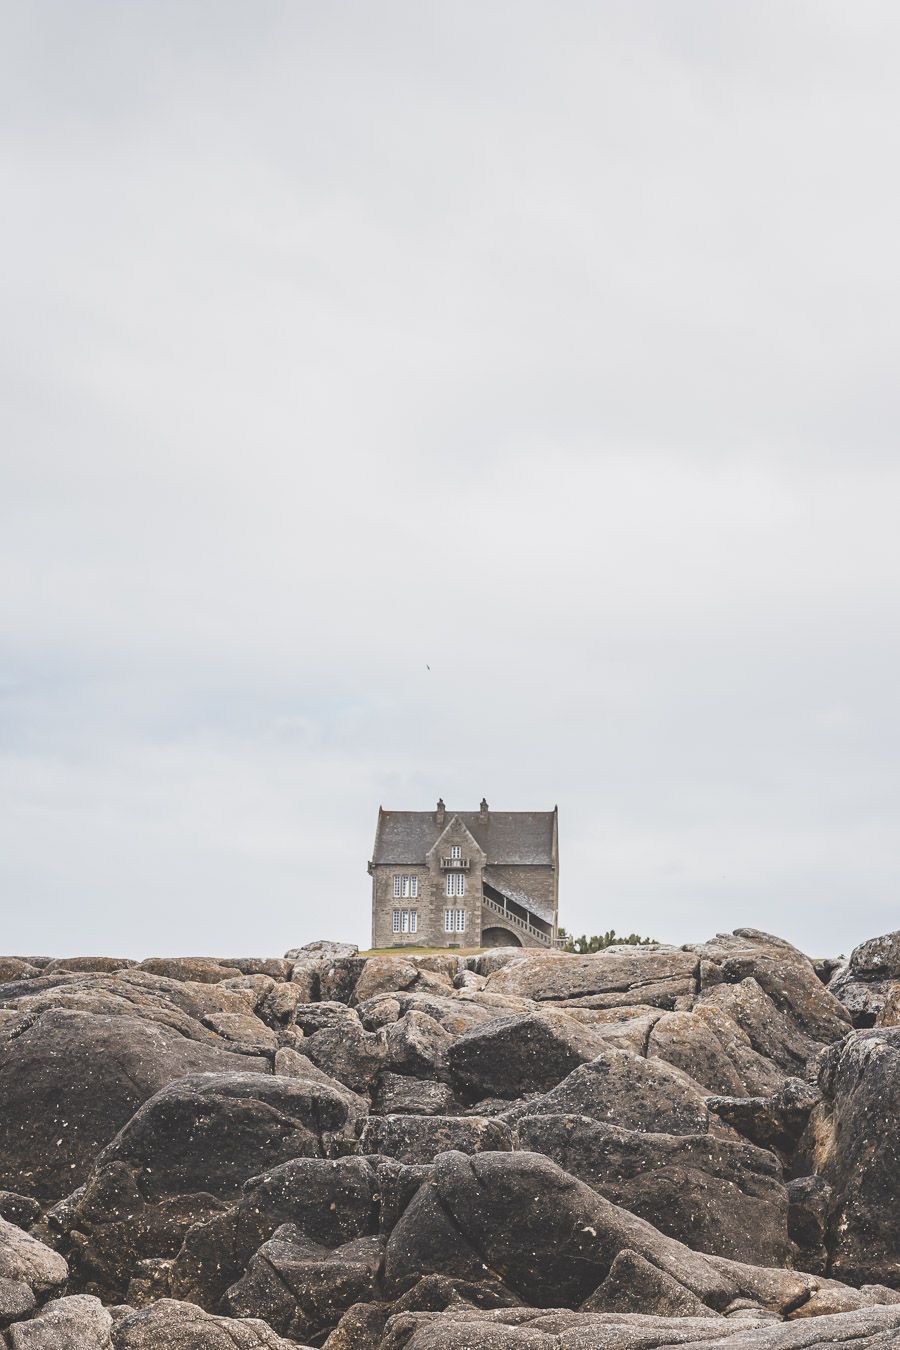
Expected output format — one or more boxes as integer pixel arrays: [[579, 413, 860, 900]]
[[435, 798, 446, 826]]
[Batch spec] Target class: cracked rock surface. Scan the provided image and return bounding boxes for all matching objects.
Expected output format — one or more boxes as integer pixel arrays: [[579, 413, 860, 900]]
[[0, 931, 898, 1347]]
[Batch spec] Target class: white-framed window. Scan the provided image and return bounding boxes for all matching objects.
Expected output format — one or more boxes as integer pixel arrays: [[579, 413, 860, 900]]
[[446, 871, 465, 897], [392, 909, 418, 934], [392, 909, 401, 933], [392, 874, 418, 898], [444, 908, 466, 933], [450, 844, 461, 859]]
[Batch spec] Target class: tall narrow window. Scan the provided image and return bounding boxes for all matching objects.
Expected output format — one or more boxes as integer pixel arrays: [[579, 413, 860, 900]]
[[410, 876, 418, 898], [409, 910, 418, 933], [446, 872, 465, 897], [393, 874, 418, 898], [450, 845, 461, 859], [445, 908, 466, 932], [392, 909, 401, 933], [393, 876, 402, 899]]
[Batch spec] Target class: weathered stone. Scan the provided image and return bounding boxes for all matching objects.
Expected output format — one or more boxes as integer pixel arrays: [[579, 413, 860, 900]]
[[829, 932, 900, 1027], [513, 1114, 791, 1266], [137, 957, 240, 984], [877, 983, 900, 1026], [0, 1008, 261, 1200], [645, 1011, 749, 1095], [815, 1026, 900, 1286], [502, 1045, 712, 1136], [847, 930, 900, 980], [375, 1074, 455, 1116], [384, 1011, 455, 1076], [581, 1248, 717, 1317], [787, 1175, 832, 1275], [202, 1011, 278, 1051], [353, 958, 420, 1004], [111, 1297, 300, 1348], [447, 1010, 612, 1097], [97, 1072, 361, 1199], [303, 1019, 389, 1092], [383, 1150, 738, 1312], [63, 1072, 362, 1299], [0, 1193, 42, 1230], [7, 1293, 114, 1348], [0, 1217, 68, 1326], [286, 941, 359, 960], [360, 1115, 513, 1163], [707, 1079, 822, 1158], [0, 959, 41, 982], [484, 949, 699, 1008], [220, 958, 294, 981], [379, 1304, 900, 1349], [222, 1228, 384, 1340], [43, 957, 136, 975], [696, 978, 825, 1076], [170, 1155, 380, 1310]]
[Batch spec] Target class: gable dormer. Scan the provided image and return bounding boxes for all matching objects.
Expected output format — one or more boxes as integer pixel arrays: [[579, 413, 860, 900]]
[[426, 815, 486, 873]]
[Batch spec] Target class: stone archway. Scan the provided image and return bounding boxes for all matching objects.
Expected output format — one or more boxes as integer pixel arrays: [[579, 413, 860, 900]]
[[481, 925, 523, 948]]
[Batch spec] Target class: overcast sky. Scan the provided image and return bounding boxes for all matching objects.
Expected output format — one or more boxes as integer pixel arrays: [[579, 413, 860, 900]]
[[3, 2, 900, 958]]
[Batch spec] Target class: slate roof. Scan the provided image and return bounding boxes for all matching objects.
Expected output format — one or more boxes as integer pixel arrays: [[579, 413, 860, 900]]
[[372, 809, 556, 866]]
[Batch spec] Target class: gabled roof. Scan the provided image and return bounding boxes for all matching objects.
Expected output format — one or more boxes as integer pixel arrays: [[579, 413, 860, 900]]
[[427, 816, 485, 861], [371, 808, 556, 866]]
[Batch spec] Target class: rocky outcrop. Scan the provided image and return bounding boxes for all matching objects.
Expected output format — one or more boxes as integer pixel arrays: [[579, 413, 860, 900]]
[[830, 930, 900, 1026], [0, 928, 898, 1348]]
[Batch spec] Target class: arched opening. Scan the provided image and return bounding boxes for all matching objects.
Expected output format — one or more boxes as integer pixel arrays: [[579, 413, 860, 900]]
[[481, 925, 522, 949]]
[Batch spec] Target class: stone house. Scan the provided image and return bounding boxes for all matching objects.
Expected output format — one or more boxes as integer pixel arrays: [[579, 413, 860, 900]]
[[368, 799, 559, 949]]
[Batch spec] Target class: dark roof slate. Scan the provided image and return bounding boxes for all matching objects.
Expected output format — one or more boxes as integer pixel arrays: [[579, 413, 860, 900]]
[[372, 809, 555, 866]]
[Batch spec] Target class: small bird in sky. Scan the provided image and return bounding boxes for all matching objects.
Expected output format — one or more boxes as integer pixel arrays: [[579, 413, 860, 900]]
[[426, 664, 431, 670]]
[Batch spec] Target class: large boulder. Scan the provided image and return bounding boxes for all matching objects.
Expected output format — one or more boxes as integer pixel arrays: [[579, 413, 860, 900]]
[[386, 1304, 900, 1349], [447, 1011, 611, 1097], [502, 1045, 713, 1136], [707, 1079, 822, 1160], [513, 1114, 791, 1266], [111, 1298, 302, 1348], [690, 930, 851, 1045], [0, 1010, 261, 1200], [137, 957, 242, 984], [831, 931, 900, 1026], [359, 1115, 513, 1164], [170, 1155, 381, 1310], [695, 978, 826, 1077], [6, 1294, 113, 1349], [0, 1218, 68, 1328], [61, 1072, 363, 1300], [374, 1074, 455, 1116], [483, 949, 699, 1008], [302, 1018, 389, 1093], [644, 1011, 750, 1096], [222, 1228, 384, 1341], [815, 1026, 900, 1287], [380, 1149, 879, 1323]]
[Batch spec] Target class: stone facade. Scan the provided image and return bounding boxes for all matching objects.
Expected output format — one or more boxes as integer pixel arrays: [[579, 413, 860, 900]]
[[368, 800, 559, 950]]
